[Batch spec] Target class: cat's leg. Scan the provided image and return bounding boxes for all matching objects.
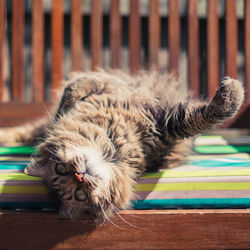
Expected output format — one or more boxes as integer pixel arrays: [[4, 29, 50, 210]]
[[56, 77, 115, 118], [164, 77, 244, 141]]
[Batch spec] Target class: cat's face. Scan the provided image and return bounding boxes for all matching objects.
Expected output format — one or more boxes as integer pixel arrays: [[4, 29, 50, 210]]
[[24, 144, 130, 222]]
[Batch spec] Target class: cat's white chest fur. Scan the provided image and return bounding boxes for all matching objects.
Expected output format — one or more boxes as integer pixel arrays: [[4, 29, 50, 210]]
[[65, 146, 113, 184]]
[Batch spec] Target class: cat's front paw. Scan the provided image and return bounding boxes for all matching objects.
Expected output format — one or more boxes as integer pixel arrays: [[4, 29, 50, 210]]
[[211, 77, 244, 117]]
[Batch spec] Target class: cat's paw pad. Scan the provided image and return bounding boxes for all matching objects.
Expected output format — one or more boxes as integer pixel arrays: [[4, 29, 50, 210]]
[[212, 77, 244, 115]]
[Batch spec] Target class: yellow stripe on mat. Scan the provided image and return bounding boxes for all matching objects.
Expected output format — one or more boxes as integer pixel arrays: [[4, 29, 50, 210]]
[[142, 169, 250, 179], [135, 182, 250, 192], [0, 185, 49, 194], [0, 173, 42, 181]]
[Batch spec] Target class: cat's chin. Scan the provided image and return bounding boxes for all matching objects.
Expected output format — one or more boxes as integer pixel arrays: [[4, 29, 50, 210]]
[[58, 203, 109, 224], [58, 204, 90, 220]]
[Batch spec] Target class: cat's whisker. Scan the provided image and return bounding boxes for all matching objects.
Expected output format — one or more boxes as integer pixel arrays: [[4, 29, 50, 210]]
[[40, 146, 58, 159], [99, 203, 123, 230], [110, 193, 144, 220], [104, 196, 149, 231], [43, 104, 56, 122]]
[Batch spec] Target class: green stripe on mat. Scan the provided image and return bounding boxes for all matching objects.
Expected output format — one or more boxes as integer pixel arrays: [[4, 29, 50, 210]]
[[0, 147, 35, 155], [0, 173, 42, 181], [142, 169, 250, 179], [0, 185, 49, 194], [132, 198, 250, 209], [194, 145, 250, 154], [135, 182, 250, 192]]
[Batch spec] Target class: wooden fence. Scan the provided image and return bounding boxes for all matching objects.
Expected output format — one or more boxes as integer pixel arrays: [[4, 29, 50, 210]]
[[0, 0, 249, 127]]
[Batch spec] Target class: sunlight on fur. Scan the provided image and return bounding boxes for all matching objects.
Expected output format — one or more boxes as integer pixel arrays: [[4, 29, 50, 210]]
[[0, 70, 244, 224]]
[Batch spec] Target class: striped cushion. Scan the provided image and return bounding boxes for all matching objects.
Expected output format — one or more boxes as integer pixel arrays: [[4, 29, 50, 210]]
[[0, 135, 250, 210]]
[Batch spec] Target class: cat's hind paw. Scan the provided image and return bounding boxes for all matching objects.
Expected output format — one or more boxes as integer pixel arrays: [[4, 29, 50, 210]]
[[211, 77, 244, 117]]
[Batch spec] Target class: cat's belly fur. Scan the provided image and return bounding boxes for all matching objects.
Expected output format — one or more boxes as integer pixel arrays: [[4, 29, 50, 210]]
[[60, 94, 188, 173]]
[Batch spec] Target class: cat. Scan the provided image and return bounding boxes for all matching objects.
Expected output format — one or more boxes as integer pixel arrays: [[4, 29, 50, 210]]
[[0, 70, 244, 222]]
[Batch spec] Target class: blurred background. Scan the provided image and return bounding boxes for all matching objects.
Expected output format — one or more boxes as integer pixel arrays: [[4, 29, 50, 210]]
[[0, 0, 249, 127]]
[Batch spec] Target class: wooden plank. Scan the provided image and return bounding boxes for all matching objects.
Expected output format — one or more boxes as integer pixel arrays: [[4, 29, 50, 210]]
[[32, 0, 44, 102], [245, 0, 250, 104], [11, 0, 25, 102], [149, 0, 160, 70], [91, 0, 102, 70], [51, 0, 64, 99], [110, 0, 121, 69], [1, 210, 250, 249], [207, 0, 219, 99], [129, 0, 141, 74], [0, 0, 5, 101], [226, 0, 237, 78], [71, 0, 83, 71], [188, 0, 199, 97], [0, 102, 52, 127], [169, 0, 180, 75]]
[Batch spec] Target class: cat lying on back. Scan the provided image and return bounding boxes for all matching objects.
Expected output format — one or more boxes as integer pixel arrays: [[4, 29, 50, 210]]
[[0, 70, 244, 222]]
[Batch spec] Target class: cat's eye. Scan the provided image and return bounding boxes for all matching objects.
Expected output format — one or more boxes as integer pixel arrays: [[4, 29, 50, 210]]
[[75, 190, 86, 201], [55, 163, 70, 176]]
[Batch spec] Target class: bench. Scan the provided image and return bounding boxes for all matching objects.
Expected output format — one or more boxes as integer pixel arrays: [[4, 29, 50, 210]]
[[0, 1, 250, 249]]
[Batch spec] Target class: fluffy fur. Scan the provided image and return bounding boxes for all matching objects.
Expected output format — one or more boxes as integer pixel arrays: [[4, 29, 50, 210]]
[[0, 70, 244, 222]]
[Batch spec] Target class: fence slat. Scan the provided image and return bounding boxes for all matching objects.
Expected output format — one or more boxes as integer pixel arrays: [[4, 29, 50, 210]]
[[91, 0, 102, 70], [0, 0, 5, 101], [12, 0, 25, 102], [129, 0, 141, 74], [71, 0, 83, 71], [51, 0, 63, 99], [226, 0, 237, 78], [32, 0, 44, 102], [169, 0, 180, 75], [245, 0, 250, 104], [188, 0, 199, 97], [110, 0, 121, 69], [149, 0, 159, 69], [207, 0, 219, 98]]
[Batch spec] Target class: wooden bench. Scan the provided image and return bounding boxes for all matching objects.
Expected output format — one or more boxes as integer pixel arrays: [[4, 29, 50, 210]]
[[0, 1, 250, 249]]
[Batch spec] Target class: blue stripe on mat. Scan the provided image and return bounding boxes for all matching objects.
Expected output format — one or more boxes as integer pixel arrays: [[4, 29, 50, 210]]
[[0, 165, 27, 170], [132, 198, 250, 209]]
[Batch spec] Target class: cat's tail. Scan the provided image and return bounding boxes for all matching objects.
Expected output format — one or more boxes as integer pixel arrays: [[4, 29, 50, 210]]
[[164, 77, 245, 141], [0, 117, 51, 145]]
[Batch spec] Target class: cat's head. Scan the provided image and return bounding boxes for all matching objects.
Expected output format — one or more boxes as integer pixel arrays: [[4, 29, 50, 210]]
[[24, 140, 135, 222]]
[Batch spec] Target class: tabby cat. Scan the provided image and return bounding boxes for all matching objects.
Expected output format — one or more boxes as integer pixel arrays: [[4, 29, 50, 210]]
[[0, 70, 244, 222]]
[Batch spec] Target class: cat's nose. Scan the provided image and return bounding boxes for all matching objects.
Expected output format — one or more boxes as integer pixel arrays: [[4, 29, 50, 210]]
[[74, 172, 84, 182]]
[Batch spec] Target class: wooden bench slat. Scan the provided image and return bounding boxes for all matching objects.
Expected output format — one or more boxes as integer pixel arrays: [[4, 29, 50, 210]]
[[169, 0, 180, 75], [51, 0, 64, 99], [245, 0, 250, 104], [91, 0, 102, 70], [188, 0, 199, 97], [11, 0, 25, 102], [1, 210, 250, 249], [32, 0, 44, 102], [226, 0, 238, 78], [0, 102, 51, 127], [149, 0, 160, 70], [207, 0, 219, 99], [0, 0, 5, 101], [129, 0, 141, 74], [71, 0, 83, 71], [110, 0, 121, 69]]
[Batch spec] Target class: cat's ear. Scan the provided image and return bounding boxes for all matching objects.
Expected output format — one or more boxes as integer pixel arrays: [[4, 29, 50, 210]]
[[24, 159, 47, 177]]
